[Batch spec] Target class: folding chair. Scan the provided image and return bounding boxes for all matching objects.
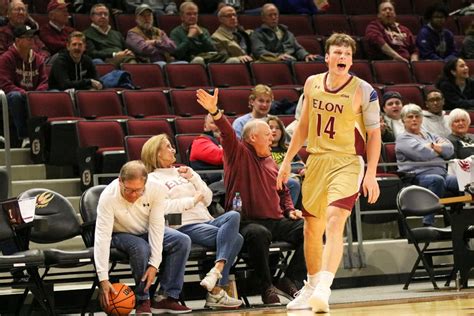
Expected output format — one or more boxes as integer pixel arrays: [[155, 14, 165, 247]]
[[169, 89, 209, 117], [175, 133, 200, 165], [396, 185, 454, 290], [127, 118, 174, 137], [121, 64, 167, 89], [208, 63, 253, 88], [412, 60, 445, 85], [125, 136, 152, 161], [18, 188, 96, 313], [250, 62, 299, 88], [218, 88, 253, 116], [122, 90, 173, 118], [165, 64, 211, 89], [174, 117, 206, 134], [75, 90, 130, 120], [372, 60, 414, 85]]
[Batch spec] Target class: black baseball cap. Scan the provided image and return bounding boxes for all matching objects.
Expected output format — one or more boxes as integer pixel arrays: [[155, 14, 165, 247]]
[[13, 25, 39, 38]]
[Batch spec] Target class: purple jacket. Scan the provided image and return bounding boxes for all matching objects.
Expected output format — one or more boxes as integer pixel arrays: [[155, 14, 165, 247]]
[[126, 26, 176, 62]]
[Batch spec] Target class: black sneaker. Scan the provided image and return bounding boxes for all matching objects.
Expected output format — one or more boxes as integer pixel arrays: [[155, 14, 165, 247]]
[[275, 277, 299, 300]]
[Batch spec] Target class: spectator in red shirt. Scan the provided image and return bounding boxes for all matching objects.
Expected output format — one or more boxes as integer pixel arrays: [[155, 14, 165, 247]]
[[39, 0, 75, 56], [365, 0, 418, 62]]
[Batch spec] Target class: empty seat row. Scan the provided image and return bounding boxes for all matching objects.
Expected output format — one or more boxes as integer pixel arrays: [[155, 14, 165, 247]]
[[45, 59, 473, 93]]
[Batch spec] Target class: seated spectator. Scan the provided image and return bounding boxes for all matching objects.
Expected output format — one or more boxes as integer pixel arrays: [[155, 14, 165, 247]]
[[170, 2, 229, 64], [39, 0, 75, 56], [83, 4, 136, 65], [189, 114, 224, 184], [436, 57, 474, 110], [197, 88, 306, 305], [365, 0, 418, 62], [0, 1, 50, 61], [447, 108, 474, 159], [232, 84, 272, 139], [212, 5, 253, 63], [250, 3, 318, 62], [395, 103, 458, 226], [380, 113, 395, 142], [48, 31, 103, 91], [126, 4, 184, 67], [422, 89, 450, 137], [0, 25, 48, 148], [124, 0, 177, 15], [462, 20, 474, 59], [416, 3, 457, 61], [94, 160, 192, 314], [381, 91, 405, 138], [140, 134, 243, 309], [265, 115, 303, 206]]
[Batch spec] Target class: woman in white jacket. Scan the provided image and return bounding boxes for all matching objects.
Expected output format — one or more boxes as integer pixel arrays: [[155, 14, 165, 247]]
[[141, 134, 243, 309]]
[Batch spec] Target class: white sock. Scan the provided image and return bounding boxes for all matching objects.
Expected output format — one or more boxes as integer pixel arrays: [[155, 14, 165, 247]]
[[317, 271, 334, 289], [307, 273, 320, 287]]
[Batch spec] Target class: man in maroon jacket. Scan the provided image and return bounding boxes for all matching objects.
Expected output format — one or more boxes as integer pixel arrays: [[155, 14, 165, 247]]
[[196, 88, 305, 305], [364, 0, 418, 62], [39, 0, 75, 56], [0, 25, 48, 147], [0, 1, 50, 61]]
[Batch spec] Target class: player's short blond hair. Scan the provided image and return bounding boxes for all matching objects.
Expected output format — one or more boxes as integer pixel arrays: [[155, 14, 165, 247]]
[[249, 84, 273, 102], [325, 33, 356, 55]]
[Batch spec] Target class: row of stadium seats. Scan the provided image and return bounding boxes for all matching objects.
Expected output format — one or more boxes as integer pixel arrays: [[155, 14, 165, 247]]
[[30, 12, 473, 39]]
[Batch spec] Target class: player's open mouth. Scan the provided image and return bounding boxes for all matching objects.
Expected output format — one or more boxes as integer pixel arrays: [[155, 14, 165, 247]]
[[337, 63, 346, 70]]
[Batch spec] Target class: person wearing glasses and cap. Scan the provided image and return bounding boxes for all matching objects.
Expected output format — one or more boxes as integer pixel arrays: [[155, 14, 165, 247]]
[[95, 160, 192, 315], [0, 24, 48, 148]]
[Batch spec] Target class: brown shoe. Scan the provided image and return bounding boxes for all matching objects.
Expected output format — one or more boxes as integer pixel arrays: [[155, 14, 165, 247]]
[[151, 296, 192, 314], [275, 277, 299, 300], [261, 285, 280, 305]]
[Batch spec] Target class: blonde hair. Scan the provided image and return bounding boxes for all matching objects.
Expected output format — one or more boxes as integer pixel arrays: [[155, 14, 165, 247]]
[[325, 32, 356, 55], [141, 134, 170, 172], [447, 108, 471, 127], [249, 84, 273, 102]]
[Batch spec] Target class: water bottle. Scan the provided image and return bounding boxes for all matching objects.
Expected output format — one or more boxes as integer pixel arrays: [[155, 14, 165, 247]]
[[232, 192, 242, 212]]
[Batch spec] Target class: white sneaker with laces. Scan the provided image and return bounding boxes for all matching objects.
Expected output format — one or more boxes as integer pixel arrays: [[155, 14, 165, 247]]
[[309, 285, 331, 313], [205, 289, 242, 309], [286, 280, 314, 310], [200, 267, 222, 292]]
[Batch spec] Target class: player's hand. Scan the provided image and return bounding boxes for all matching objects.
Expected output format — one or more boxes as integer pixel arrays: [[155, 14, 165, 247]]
[[362, 174, 380, 204], [277, 161, 291, 190], [196, 88, 219, 113], [289, 209, 303, 220], [141, 266, 158, 292], [99, 280, 117, 309]]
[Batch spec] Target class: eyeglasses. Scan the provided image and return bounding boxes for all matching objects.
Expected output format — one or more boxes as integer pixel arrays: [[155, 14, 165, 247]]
[[121, 184, 145, 195], [222, 13, 237, 18]]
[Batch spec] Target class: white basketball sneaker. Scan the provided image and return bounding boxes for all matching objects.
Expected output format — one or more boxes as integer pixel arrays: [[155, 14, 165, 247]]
[[286, 280, 314, 310], [308, 285, 331, 313]]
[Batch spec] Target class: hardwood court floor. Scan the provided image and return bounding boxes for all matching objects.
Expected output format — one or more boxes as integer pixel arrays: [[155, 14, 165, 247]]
[[189, 297, 474, 316]]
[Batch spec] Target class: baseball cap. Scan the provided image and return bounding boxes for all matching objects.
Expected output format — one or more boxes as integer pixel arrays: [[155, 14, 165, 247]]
[[13, 25, 39, 38], [47, 0, 69, 12], [382, 91, 402, 107], [135, 4, 153, 15]]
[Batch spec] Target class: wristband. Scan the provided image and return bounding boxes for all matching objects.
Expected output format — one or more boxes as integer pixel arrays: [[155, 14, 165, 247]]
[[210, 108, 220, 116]]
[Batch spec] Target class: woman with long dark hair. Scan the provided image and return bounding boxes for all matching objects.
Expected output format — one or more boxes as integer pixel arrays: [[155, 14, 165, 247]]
[[436, 57, 474, 110]]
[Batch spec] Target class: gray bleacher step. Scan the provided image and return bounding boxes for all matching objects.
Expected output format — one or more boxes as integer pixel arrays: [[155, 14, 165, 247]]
[[11, 164, 46, 180], [12, 178, 82, 197], [0, 148, 31, 165]]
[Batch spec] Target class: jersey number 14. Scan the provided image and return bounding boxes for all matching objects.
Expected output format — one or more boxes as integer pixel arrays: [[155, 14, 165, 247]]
[[316, 114, 336, 139]]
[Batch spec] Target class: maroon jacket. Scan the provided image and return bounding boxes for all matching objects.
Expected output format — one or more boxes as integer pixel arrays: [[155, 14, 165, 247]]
[[365, 19, 418, 60], [39, 22, 75, 55], [0, 23, 50, 60], [214, 115, 294, 220], [0, 45, 48, 94]]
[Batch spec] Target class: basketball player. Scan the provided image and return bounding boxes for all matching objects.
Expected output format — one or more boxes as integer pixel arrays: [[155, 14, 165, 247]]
[[276, 33, 381, 313]]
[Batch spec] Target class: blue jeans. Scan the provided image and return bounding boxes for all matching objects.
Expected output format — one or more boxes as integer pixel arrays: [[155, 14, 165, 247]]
[[7, 91, 28, 139], [111, 227, 191, 301], [178, 211, 243, 286], [414, 174, 459, 225], [286, 177, 301, 206]]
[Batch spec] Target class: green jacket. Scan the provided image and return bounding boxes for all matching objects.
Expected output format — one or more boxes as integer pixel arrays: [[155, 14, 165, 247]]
[[170, 24, 216, 61]]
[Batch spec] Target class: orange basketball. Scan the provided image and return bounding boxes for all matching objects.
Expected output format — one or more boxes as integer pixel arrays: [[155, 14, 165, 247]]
[[102, 283, 136, 316]]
